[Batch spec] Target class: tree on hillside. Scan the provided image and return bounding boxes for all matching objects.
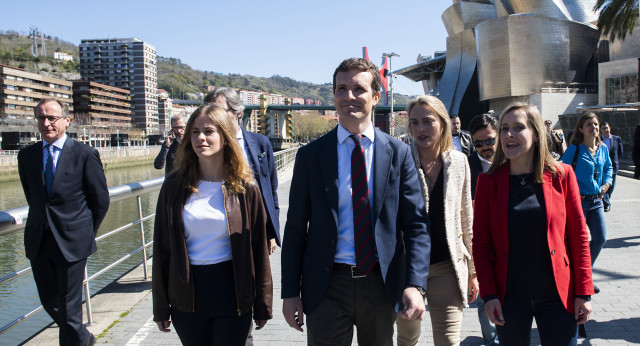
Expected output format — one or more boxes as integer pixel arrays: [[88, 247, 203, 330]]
[[594, 0, 639, 42]]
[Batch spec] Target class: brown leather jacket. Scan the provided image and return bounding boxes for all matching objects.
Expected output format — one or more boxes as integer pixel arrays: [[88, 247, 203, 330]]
[[152, 174, 273, 322]]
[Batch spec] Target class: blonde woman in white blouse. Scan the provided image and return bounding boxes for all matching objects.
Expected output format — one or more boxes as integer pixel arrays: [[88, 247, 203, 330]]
[[396, 95, 478, 346]]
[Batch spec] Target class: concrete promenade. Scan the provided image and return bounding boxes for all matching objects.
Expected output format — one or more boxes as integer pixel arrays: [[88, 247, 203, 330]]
[[24, 172, 640, 345]]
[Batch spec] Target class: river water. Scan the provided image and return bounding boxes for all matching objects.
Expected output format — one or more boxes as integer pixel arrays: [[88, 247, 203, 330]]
[[0, 163, 164, 345]]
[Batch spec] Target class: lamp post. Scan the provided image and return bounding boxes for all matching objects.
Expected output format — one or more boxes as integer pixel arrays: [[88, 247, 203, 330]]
[[382, 52, 399, 136]]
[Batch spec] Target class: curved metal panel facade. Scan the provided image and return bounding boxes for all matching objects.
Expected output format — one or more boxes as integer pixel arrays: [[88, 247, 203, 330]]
[[443, 2, 497, 36], [435, 30, 478, 114], [476, 15, 599, 100], [493, 0, 597, 21]]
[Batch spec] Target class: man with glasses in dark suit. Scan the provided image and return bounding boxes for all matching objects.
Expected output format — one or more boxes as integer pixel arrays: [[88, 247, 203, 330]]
[[18, 99, 109, 346]]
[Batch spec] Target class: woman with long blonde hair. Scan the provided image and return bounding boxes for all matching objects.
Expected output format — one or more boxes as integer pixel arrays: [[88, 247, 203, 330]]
[[473, 102, 593, 345], [152, 104, 273, 345], [396, 95, 477, 345]]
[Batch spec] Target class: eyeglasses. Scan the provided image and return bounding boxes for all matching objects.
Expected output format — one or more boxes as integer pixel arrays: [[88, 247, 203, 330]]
[[472, 138, 496, 148], [171, 126, 185, 131], [36, 116, 65, 124]]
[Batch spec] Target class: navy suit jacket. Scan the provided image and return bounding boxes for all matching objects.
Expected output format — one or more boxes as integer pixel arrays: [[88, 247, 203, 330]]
[[243, 129, 280, 245], [467, 152, 484, 200], [601, 134, 623, 174], [18, 137, 110, 262], [281, 127, 431, 314]]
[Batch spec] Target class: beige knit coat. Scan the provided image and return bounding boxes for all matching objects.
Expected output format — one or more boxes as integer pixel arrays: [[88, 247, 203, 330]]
[[411, 142, 476, 306]]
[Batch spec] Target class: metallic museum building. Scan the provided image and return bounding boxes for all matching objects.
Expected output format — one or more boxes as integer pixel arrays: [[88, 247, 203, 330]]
[[397, 0, 604, 124]]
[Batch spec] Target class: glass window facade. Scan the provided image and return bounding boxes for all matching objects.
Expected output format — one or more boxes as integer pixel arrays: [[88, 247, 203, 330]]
[[606, 74, 638, 104]]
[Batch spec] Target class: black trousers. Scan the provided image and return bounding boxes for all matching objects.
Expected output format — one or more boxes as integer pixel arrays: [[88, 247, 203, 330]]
[[31, 229, 91, 346], [306, 267, 396, 346], [171, 260, 252, 346]]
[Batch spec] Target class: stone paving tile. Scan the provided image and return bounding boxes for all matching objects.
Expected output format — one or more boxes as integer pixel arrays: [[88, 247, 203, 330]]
[[91, 176, 640, 345]]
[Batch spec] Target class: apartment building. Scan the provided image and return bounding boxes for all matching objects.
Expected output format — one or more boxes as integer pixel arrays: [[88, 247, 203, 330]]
[[158, 96, 172, 135], [79, 38, 159, 134], [0, 64, 73, 128], [72, 80, 131, 130]]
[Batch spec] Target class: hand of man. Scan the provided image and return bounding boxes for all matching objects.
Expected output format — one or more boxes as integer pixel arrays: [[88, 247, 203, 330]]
[[574, 298, 592, 324], [164, 135, 173, 147], [155, 320, 171, 332], [485, 298, 505, 326], [268, 238, 277, 255], [283, 297, 305, 332], [398, 287, 426, 320], [255, 319, 268, 330], [467, 275, 479, 304]]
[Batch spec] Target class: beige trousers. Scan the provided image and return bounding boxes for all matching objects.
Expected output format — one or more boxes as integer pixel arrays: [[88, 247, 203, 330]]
[[396, 260, 464, 346]]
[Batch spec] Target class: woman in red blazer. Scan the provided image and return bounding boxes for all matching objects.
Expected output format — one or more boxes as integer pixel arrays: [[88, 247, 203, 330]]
[[472, 102, 593, 345]]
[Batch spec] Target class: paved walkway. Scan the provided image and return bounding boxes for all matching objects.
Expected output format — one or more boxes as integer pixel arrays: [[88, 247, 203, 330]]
[[26, 173, 640, 345]]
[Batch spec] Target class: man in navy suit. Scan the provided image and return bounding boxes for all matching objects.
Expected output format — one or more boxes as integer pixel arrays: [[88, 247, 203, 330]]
[[467, 113, 499, 345], [600, 122, 623, 212], [204, 88, 280, 254], [467, 113, 498, 200], [281, 58, 430, 345], [18, 99, 109, 346]]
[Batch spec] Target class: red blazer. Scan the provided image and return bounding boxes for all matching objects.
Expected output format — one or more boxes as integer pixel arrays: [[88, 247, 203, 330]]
[[472, 163, 594, 313]]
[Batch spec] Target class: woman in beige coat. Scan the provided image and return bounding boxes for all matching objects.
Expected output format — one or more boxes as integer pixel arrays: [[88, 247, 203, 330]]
[[396, 95, 478, 346]]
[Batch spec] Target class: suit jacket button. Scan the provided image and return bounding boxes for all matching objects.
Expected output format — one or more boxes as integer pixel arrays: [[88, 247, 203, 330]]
[[551, 250, 556, 255], [325, 266, 330, 272]]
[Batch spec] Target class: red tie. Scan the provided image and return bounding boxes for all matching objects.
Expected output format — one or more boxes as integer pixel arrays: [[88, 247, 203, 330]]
[[350, 134, 376, 274]]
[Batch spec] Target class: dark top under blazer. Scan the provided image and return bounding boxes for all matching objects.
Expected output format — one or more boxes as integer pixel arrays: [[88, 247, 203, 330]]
[[467, 153, 484, 200], [243, 128, 280, 245], [472, 163, 594, 313], [601, 134, 623, 174], [281, 127, 431, 314], [18, 137, 110, 262]]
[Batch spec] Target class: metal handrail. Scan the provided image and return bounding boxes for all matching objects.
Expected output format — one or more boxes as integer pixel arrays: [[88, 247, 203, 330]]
[[0, 177, 164, 335], [0, 146, 298, 336]]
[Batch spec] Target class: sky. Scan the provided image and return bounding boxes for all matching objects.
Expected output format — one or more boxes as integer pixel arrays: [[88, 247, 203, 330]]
[[2, 0, 452, 96]]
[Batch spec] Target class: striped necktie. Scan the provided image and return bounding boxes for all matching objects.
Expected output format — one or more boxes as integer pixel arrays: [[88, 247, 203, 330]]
[[350, 134, 376, 274]]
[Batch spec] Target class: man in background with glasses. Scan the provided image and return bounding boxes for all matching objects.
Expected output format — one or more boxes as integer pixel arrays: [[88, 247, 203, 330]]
[[154, 114, 186, 176], [18, 99, 109, 346], [467, 113, 500, 345]]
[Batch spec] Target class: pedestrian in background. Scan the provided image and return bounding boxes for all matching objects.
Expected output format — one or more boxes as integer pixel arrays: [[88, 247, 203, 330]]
[[561, 112, 612, 294], [544, 120, 564, 158], [467, 113, 500, 345], [473, 102, 593, 345], [396, 95, 477, 346], [450, 114, 475, 156], [599, 121, 623, 212], [152, 105, 272, 345], [154, 114, 186, 175]]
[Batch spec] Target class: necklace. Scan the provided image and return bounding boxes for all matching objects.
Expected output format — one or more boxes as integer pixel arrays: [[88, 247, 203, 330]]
[[518, 173, 531, 186]]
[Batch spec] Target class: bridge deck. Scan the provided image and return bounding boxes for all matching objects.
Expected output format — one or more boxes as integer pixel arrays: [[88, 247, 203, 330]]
[[23, 171, 640, 345]]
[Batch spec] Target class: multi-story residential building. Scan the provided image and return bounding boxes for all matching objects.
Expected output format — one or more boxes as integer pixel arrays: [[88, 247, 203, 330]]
[[158, 96, 172, 135], [72, 80, 131, 130], [0, 64, 73, 127], [79, 38, 159, 134]]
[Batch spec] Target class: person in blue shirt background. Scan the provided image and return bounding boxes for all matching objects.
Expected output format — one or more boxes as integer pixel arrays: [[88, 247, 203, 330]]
[[561, 112, 612, 294], [599, 122, 623, 212]]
